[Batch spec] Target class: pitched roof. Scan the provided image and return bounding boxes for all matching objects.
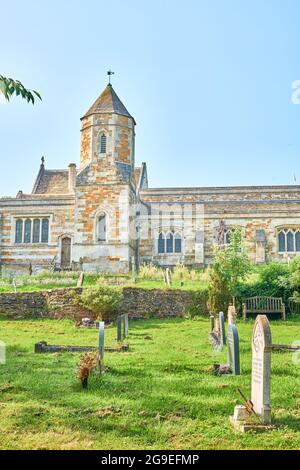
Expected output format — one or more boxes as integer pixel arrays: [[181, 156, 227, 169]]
[[32, 170, 69, 195], [82, 84, 135, 123]]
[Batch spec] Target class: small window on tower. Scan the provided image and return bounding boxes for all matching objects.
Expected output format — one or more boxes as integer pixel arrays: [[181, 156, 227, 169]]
[[99, 133, 107, 154], [97, 214, 107, 242]]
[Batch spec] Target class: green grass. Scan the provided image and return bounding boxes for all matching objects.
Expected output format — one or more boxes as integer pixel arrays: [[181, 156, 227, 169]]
[[0, 316, 300, 449], [0, 272, 208, 293]]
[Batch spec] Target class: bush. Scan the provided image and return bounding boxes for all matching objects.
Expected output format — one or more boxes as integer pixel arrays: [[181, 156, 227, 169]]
[[77, 284, 123, 321], [208, 229, 250, 315], [236, 263, 290, 302], [185, 288, 209, 317]]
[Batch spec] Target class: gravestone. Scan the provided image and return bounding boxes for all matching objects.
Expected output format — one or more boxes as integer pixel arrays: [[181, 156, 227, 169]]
[[210, 315, 215, 333], [124, 313, 129, 338], [227, 324, 240, 375], [117, 315, 123, 342], [77, 272, 85, 288], [219, 312, 226, 346], [251, 315, 272, 424], [228, 305, 237, 325], [98, 321, 105, 373]]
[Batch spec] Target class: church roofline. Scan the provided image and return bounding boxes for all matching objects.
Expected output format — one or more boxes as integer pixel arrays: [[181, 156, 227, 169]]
[[140, 184, 300, 195]]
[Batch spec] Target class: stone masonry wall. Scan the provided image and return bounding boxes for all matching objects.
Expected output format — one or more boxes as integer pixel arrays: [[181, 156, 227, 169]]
[[0, 287, 200, 320]]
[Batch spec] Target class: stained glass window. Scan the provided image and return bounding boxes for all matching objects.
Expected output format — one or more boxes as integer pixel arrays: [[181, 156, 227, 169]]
[[41, 219, 49, 243], [158, 233, 165, 254], [166, 232, 174, 253], [175, 233, 182, 253], [99, 134, 107, 154], [33, 219, 40, 243], [24, 219, 32, 243], [15, 219, 23, 243]]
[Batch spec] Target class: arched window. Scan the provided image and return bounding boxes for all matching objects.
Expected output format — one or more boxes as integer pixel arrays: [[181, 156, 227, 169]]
[[24, 219, 32, 244], [174, 233, 182, 253], [97, 214, 107, 242], [33, 219, 40, 243], [278, 231, 286, 252], [158, 233, 165, 254], [296, 232, 300, 252], [166, 232, 174, 253], [277, 228, 300, 253], [287, 231, 294, 252], [15, 219, 23, 243], [41, 219, 49, 243], [98, 133, 107, 154]]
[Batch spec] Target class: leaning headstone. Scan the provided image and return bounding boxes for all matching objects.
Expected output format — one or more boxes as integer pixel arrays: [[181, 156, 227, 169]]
[[98, 321, 105, 373], [251, 315, 272, 424], [219, 312, 226, 346], [166, 268, 172, 287], [77, 272, 85, 288], [227, 324, 240, 375], [228, 304, 237, 325]]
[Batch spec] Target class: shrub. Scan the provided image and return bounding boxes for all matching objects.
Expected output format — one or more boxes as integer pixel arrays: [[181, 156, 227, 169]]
[[77, 284, 123, 321], [185, 288, 209, 317], [208, 229, 250, 315]]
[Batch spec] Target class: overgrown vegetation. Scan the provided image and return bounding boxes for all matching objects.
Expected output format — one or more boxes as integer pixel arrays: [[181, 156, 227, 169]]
[[208, 229, 250, 315], [76, 283, 123, 321]]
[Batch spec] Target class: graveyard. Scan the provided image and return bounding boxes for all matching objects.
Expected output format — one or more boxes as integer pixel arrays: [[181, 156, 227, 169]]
[[0, 316, 299, 450]]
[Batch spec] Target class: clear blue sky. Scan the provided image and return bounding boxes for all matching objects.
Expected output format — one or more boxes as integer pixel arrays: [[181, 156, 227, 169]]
[[1, 0, 300, 195]]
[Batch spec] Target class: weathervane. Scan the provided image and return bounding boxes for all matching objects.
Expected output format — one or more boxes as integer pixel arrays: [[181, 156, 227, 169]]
[[107, 70, 115, 85]]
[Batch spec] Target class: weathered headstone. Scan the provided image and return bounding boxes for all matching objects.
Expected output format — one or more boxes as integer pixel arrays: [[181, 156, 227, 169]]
[[227, 323, 240, 375], [251, 315, 272, 424], [210, 315, 215, 333], [117, 315, 123, 342], [228, 304, 237, 325], [124, 313, 129, 338], [219, 311, 226, 346], [166, 268, 172, 287], [98, 321, 105, 373], [131, 256, 136, 283], [77, 272, 85, 288]]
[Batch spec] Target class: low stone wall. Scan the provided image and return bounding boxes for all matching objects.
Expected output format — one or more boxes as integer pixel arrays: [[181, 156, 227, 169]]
[[120, 287, 195, 319], [0, 288, 93, 321], [0, 287, 207, 321]]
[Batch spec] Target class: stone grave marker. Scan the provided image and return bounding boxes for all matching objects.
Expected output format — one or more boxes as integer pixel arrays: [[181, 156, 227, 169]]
[[210, 315, 215, 333], [227, 323, 240, 375], [219, 311, 226, 346], [77, 272, 85, 288], [251, 315, 272, 424], [228, 304, 237, 325], [98, 321, 105, 373], [117, 315, 123, 342], [124, 313, 129, 338]]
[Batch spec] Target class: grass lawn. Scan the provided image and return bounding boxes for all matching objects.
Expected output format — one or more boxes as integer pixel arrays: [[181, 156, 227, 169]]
[[0, 316, 299, 450]]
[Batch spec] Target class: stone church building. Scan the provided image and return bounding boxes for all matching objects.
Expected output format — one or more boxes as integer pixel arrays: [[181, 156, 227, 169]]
[[1, 82, 300, 275]]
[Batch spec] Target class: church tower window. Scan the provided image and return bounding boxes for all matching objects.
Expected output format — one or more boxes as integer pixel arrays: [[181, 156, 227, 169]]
[[97, 214, 107, 242], [98, 133, 107, 154]]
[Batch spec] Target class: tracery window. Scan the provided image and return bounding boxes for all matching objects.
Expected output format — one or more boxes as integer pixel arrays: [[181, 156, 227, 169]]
[[157, 232, 182, 254], [14, 218, 50, 244], [277, 229, 300, 253]]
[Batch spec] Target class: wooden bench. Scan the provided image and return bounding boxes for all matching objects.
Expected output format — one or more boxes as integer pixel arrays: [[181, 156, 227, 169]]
[[242, 296, 286, 321]]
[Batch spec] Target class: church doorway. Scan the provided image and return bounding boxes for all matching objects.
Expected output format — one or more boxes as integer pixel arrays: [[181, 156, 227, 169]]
[[61, 237, 71, 268]]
